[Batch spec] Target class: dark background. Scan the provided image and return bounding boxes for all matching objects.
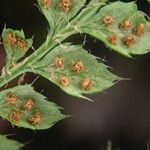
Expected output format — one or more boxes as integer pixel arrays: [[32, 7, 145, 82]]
[[0, 0, 150, 150]]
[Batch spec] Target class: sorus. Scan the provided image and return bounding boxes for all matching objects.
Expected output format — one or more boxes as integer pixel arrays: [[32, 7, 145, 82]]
[[42, 0, 52, 8], [6, 93, 17, 105], [72, 61, 84, 73], [134, 23, 145, 37], [29, 112, 42, 125], [54, 57, 65, 68], [60, 76, 70, 87], [102, 15, 113, 25], [123, 35, 136, 47], [120, 19, 132, 31], [60, 0, 71, 12], [108, 34, 119, 45], [80, 78, 92, 90], [9, 111, 22, 123], [7, 33, 17, 46], [24, 98, 35, 110], [17, 39, 27, 49]]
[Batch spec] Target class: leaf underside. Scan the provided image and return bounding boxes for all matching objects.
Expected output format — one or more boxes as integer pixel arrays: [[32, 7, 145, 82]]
[[32, 43, 120, 100], [0, 85, 66, 130], [37, 0, 86, 30], [2, 28, 33, 64], [78, 1, 150, 57], [0, 0, 149, 132], [37, 1, 150, 58]]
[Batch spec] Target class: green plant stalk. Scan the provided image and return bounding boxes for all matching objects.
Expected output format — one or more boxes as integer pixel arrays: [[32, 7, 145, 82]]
[[0, 1, 107, 89]]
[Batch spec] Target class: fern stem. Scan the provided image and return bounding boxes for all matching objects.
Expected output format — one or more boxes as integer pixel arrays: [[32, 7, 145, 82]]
[[0, 29, 76, 88]]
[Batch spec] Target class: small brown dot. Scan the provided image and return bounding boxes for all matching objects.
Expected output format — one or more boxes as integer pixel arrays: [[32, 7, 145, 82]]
[[17, 39, 26, 49], [80, 78, 92, 90], [6, 93, 17, 105], [60, 0, 71, 12], [24, 98, 35, 110], [72, 61, 84, 73], [54, 57, 65, 68], [123, 35, 136, 47], [42, 0, 52, 8], [120, 19, 132, 31], [60, 76, 70, 86], [7, 33, 17, 46], [29, 112, 42, 125], [108, 34, 119, 45], [9, 111, 21, 123], [102, 15, 113, 25], [134, 23, 145, 37]]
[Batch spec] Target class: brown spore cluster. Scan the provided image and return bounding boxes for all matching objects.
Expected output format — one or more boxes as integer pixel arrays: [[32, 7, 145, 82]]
[[42, 0, 52, 8], [6, 32, 27, 50], [72, 61, 84, 73], [60, 0, 71, 12]]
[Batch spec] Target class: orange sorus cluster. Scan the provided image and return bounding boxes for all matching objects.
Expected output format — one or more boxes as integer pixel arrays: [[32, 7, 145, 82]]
[[9, 110, 22, 123], [60, 75, 70, 87], [6, 32, 27, 49], [60, 0, 71, 12], [103, 15, 113, 26], [72, 61, 84, 73], [29, 112, 43, 125], [134, 23, 145, 37], [80, 78, 92, 90], [6, 93, 18, 105], [108, 34, 119, 45], [120, 19, 132, 31], [42, 0, 52, 8], [54, 57, 65, 68], [24, 98, 35, 110], [123, 35, 136, 48]]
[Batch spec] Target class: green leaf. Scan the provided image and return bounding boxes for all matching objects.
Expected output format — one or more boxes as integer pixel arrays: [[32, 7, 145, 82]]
[[0, 134, 23, 150], [77, 1, 150, 57], [2, 28, 33, 64], [37, 0, 86, 30], [0, 85, 66, 130], [32, 43, 120, 100]]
